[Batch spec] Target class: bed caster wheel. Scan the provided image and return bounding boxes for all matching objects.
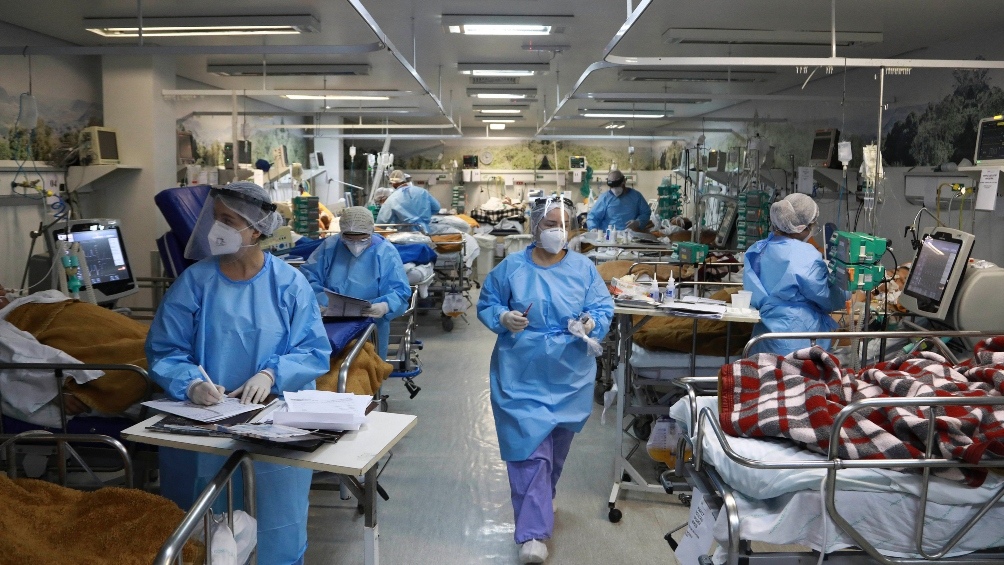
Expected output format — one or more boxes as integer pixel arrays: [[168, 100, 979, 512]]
[[442, 316, 454, 332], [665, 533, 679, 550], [608, 508, 622, 523], [678, 494, 692, 507], [404, 378, 421, 398]]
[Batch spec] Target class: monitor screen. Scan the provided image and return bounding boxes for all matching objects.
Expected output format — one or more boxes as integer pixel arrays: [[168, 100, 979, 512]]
[[903, 236, 962, 303], [52, 222, 136, 301], [975, 117, 1004, 165], [809, 129, 839, 166], [97, 129, 119, 161]]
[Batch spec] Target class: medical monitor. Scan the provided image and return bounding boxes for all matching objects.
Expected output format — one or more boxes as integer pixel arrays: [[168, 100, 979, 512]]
[[899, 227, 974, 322], [224, 140, 253, 166], [79, 126, 119, 165], [974, 116, 1004, 167], [177, 130, 197, 164], [48, 219, 137, 304], [809, 128, 840, 169]]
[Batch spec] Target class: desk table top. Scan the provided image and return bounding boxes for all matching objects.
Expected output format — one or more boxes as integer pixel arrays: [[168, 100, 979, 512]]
[[613, 304, 760, 323], [123, 411, 417, 475]]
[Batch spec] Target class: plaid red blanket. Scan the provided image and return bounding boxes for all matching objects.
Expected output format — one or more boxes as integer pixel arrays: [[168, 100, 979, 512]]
[[719, 338, 1004, 486]]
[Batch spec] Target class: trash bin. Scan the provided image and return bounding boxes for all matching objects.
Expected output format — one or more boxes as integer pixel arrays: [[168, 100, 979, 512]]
[[474, 234, 496, 284]]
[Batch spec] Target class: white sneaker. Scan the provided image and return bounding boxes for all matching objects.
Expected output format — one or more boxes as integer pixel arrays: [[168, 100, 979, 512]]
[[519, 539, 548, 563]]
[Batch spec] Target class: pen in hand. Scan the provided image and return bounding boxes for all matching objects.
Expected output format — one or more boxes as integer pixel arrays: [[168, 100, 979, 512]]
[[523, 303, 533, 317], [195, 365, 225, 405]]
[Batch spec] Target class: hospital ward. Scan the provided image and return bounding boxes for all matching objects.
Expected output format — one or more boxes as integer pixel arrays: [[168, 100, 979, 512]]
[[5, 2, 1004, 564]]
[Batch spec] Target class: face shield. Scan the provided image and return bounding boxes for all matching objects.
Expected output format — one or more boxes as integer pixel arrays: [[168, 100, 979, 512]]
[[184, 183, 284, 261], [530, 196, 574, 254]]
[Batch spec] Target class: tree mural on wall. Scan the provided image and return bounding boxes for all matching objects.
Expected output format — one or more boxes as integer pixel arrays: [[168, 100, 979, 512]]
[[884, 67, 1004, 166]]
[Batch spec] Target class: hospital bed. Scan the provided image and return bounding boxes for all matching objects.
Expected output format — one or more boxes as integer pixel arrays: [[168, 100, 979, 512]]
[[0, 431, 256, 565], [669, 329, 1004, 565]]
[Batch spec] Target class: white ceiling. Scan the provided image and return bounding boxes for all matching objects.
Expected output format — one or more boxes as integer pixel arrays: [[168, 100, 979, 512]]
[[3, 0, 1004, 139]]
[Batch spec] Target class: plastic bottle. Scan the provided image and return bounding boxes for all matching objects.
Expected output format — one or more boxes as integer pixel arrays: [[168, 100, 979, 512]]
[[605, 223, 614, 241], [649, 275, 661, 302], [663, 272, 676, 302]]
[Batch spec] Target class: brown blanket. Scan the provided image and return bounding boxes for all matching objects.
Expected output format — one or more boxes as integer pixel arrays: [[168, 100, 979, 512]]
[[596, 260, 695, 283], [5, 301, 150, 414], [0, 474, 201, 564], [632, 288, 754, 356], [316, 339, 393, 396]]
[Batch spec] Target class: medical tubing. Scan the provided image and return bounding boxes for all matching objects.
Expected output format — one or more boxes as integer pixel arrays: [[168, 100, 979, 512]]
[[73, 243, 98, 304]]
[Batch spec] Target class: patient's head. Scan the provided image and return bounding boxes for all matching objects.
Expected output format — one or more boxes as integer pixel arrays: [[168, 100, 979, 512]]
[[0, 285, 11, 309]]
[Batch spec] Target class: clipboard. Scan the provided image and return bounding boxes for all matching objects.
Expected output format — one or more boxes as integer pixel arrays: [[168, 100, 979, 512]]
[[322, 289, 371, 317]]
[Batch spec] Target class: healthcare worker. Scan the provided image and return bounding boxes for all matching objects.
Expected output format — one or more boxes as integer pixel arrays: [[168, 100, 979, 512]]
[[585, 169, 652, 231], [376, 169, 441, 231], [743, 193, 847, 356], [146, 181, 331, 565], [300, 206, 411, 358], [477, 196, 614, 564]]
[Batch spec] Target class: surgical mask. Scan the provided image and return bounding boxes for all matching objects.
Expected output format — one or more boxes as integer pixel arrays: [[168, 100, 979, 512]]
[[539, 228, 567, 254], [207, 221, 250, 256], [344, 237, 371, 257], [611, 187, 623, 197]]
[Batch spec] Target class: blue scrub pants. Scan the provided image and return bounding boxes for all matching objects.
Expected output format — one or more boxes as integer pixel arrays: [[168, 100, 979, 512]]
[[505, 427, 576, 544]]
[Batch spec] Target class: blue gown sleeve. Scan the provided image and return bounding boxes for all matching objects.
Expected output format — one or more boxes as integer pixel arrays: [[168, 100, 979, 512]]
[[374, 243, 413, 320], [582, 263, 615, 339], [376, 201, 393, 224], [145, 273, 204, 401], [635, 192, 652, 228], [586, 193, 609, 230], [477, 260, 512, 334], [427, 192, 441, 215], [797, 257, 848, 314], [299, 239, 334, 304], [262, 277, 332, 393]]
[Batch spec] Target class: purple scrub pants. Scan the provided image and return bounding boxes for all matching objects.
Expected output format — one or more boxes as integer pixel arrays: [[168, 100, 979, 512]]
[[505, 427, 576, 544]]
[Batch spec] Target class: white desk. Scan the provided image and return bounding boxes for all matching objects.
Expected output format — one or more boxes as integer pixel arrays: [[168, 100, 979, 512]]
[[606, 303, 758, 521], [123, 411, 417, 565]]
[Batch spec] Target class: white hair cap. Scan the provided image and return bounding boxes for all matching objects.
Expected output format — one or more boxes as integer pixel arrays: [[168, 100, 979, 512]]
[[388, 170, 407, 184], [770, 193, 819, 234], [340, 206, 374, 235], [215, 181, 284, 236]]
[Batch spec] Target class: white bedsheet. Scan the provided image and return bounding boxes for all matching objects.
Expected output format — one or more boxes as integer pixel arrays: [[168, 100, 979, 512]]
[[668, 397, 1004, 561]]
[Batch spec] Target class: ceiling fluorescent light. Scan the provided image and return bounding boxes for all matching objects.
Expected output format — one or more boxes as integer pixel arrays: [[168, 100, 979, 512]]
[[479, 109, 522, 114], [208, 63, 369, 76], [85, 15, 319, 37], [458, 62, 550, 76], [442, 14, 572, 36], [603, 122, 627, 129], [489, 123, 507, 130], [482, 119, 516, 123], [477, 93, 526, 99], [473, 103, 530, 110], [580, 111, 667, 119], [662, 28, 882, 47], [285, 94, 391, 101], [468, 88, 536, 99]]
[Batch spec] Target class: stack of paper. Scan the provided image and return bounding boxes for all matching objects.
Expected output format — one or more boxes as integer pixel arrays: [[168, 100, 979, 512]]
[[142, 397, 264, 423], [323, 289, 371, 317], [273, 391, 371, 431], [657, 300, 727, 319]]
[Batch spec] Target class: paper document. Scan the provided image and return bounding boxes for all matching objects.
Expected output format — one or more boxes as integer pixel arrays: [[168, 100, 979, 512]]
[[323, 289, 371, 317], [225, 423, 313, 439], [273, 391, 372, 431], [976, 169, 1001, 211], [142, 397, 264, 423], [657, 300, 727, 319]]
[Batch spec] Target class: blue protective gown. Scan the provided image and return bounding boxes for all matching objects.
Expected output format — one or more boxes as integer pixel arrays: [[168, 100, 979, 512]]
[[299, 233, 412, 358], [477, 246, 614, 461], [743, 233, 848, 356], [375, 184, 441, 231], [586, 187, 652, 231], [145, 253, 331, 565]]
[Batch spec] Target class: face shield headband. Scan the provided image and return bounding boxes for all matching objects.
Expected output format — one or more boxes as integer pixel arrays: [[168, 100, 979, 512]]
[[209, 187, 277, 213]]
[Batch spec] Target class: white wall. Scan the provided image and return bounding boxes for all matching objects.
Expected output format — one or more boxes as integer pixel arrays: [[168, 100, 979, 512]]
[[311, 115, 344, 207]]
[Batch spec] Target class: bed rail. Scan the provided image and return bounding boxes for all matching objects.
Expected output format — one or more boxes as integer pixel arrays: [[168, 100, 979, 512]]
[[154, 449, 257, 565], [0, 431, 133, 488], [339, 323, 378, 394], [743, 329, 991, 359]]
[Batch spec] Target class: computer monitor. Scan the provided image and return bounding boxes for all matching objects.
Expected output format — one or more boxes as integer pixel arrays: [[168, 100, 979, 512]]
[[309, 151, 325, 169], [79, 126, 119, 165], [899, 227, 975, 322], [224, 140, 253, 166], [177, 130, 197, 164], [973, 116, 1004, 167], [809, 128, 840, 169], [47, 219, 138, 304]]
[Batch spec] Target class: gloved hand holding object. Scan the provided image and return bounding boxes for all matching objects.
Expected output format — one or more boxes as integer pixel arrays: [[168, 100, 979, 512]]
[[500, 310, 529, 333], [188, 381, 226, 405], [361, 302, 390, 318], [567, 315, 603, 357], [229, 371, 273, 405]]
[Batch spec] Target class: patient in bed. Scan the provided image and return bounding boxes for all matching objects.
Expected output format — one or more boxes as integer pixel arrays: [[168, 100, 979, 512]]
[[0, 284, 149, 427]]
